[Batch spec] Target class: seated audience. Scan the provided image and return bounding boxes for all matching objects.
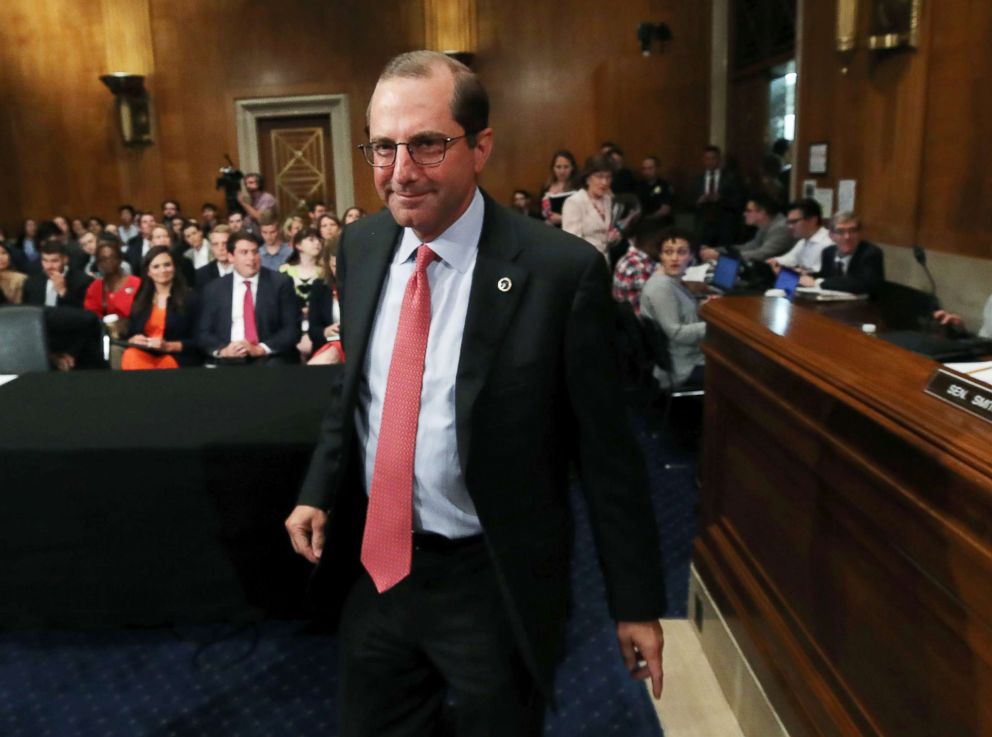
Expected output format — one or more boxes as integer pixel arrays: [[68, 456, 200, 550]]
[[196, 230, 300, 364], [182, 221, 211, 270], [308, 238, 342, 365], [83, 237, 141, 320], [126, 212, 156, 275], [279, 226, 324, 303], [86, 216, 106, 235], [768, 198, 834, 275], [280, 226, 325, 358], [613, 216, 667, 315], [23, 239, 92, 308], [640, 228, 708, 387], [14, 218, 40, 272], [540, 149, 580, 227], [511, 190, 542, 219], [200, 203, 220, 237], [123, 246, 200, 370], [0, 242, 27, 304], [636, 156, 674, 221], [318, 213, 342, 246], [23, 239, 102, 370], [227, 211, 245, 233], [342, 206, 366, 225], [282, 215, 305, 244], [935, 296, 992, 338], [700, 194, 793, 263], [307, 200, 328, 227], [73, 230, 100, 277], [799, 211, 884, 295], [562, 154, 621, 262], [259, 216, 293, 270], [195, 225, 234, 289], [118, 205, 139, 245]]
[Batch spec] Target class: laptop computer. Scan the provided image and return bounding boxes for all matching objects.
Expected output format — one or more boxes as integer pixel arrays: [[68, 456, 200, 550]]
[[709, 255, 740, 294], [773, 268, 801, 300]]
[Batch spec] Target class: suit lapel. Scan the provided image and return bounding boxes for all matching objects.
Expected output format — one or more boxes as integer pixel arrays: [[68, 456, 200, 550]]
[[454, 198, 529, 473], [220, 275, 235, 343]]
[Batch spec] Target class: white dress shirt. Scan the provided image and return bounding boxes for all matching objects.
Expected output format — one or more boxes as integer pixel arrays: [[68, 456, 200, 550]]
[[228, 271, 271, 353], [776, 226, 834, 272], [356, 188, 484, 538]]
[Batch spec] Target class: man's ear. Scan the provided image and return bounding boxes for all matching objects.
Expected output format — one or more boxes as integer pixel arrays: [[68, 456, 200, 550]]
[[473, 128, 494, 174]]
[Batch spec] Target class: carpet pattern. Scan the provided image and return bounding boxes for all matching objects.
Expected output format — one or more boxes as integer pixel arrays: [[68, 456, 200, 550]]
[[0, 409, 695, 736]]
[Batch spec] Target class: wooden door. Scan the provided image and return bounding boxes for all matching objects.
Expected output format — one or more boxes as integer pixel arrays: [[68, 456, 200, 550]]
[[257, 115, 336, 218]]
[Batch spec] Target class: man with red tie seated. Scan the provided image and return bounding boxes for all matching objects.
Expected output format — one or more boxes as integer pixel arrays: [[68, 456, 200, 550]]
[[195, 230, 300, 365], [284, 51, 665, 737]]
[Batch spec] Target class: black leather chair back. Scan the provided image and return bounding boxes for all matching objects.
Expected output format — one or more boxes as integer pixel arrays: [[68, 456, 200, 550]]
[[0, 306, 50, 373]]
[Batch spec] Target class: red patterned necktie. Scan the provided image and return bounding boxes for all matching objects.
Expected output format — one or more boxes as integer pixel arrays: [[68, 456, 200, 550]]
[[361, 244, 438, 593], [243, 280, 259, 344]]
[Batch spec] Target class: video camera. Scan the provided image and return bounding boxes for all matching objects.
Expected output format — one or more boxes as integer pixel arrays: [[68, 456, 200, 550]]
[[216, 155, 244, 215]]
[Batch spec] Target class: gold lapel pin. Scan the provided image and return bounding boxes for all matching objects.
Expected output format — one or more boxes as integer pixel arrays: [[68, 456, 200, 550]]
[[497, 277, 512, 293]]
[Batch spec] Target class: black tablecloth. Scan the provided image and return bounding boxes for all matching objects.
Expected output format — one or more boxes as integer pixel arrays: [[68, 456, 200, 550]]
[[0, 366, 342, 628]]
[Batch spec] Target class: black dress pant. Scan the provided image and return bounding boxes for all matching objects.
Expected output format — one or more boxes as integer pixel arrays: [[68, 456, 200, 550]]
[[337, 537, 544, 737]]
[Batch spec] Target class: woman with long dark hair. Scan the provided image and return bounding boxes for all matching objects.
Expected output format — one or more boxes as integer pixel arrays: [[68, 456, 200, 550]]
[[540, 149, 580, 227], [122, 246, 200, 369], [0, 242, 27, 304], [307, 237, 343, 365]]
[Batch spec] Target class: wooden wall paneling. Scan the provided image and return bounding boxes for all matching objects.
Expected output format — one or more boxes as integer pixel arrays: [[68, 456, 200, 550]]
[[697, 297, 992, 737], [794, 0, 931, 247], [475, 0, 711, 207], [916, 2, 992, 259]]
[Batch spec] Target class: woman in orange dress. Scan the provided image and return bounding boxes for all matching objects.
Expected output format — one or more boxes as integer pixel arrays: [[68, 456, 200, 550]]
[[122, 246, 200, 370]]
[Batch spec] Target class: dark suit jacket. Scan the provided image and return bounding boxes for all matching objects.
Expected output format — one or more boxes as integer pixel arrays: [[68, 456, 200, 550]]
[[818, 241, 885, 295], [297, 194, 666, 697], [126, 236, 147, 277], [22, 269, 92, 308], [195, 268, 300, 356], [693, 168, 745, 246], [128, 292, 202, 366], [194, 261, 225, 290]]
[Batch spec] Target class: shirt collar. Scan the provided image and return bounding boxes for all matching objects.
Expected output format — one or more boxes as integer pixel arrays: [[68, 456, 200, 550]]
[[235, 270, 259, 287], [808, 226, 832, 245], [396, 187, 484, 274]]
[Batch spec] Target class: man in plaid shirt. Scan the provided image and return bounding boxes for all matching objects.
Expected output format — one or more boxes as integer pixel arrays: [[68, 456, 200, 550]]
[[612, 217, 666, 314]]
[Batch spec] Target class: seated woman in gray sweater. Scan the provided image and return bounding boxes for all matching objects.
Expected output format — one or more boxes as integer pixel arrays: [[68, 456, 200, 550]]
[[640, 228, 710, 387]]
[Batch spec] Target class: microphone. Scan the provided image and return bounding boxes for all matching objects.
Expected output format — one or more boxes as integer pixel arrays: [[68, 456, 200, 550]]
[[913, 246, 942, 328]]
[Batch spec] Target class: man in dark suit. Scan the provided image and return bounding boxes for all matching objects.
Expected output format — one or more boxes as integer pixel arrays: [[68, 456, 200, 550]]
[[285, 51, 665, 736], [195, 230, 299, 364], [194, 226, 234, 290], [693, 144, 745, 247], [22, 239, 102, 369], [799, 211, 885, 295], [126, 212, 156, 276]]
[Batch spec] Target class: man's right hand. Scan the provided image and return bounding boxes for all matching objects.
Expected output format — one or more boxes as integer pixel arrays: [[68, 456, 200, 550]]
[[934, 310, 964, 330], [285, 505, 327, 564]]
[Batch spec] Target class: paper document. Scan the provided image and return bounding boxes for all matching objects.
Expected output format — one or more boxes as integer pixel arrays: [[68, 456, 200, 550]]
[[945, 361, 992, 386], [0, 375, 18, 388], [683, 264, 710, 283], [795, 286, 867, 302]]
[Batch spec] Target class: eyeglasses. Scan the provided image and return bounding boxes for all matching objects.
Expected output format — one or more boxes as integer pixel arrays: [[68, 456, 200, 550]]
[[832, 226, 860, 236], [358, 135, 471, 167]]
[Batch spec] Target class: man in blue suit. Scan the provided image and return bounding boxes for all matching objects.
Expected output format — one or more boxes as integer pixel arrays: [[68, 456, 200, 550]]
[[285, 51, 666, 736], [195, 230, 299, 364]]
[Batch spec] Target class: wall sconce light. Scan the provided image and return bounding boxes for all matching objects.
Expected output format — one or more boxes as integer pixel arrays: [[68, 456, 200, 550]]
[[835, 0, 859, 74], [636, 22, 673, 57], [99, 73, 152, 145]]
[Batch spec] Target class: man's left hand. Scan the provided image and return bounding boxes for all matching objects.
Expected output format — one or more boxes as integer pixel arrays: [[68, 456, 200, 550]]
[[798, 274, 816, 287], [616, 619, 665, 699]]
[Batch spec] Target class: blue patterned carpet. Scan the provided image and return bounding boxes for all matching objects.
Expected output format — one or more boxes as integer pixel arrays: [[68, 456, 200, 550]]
[[0, 408, 696, 737]]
